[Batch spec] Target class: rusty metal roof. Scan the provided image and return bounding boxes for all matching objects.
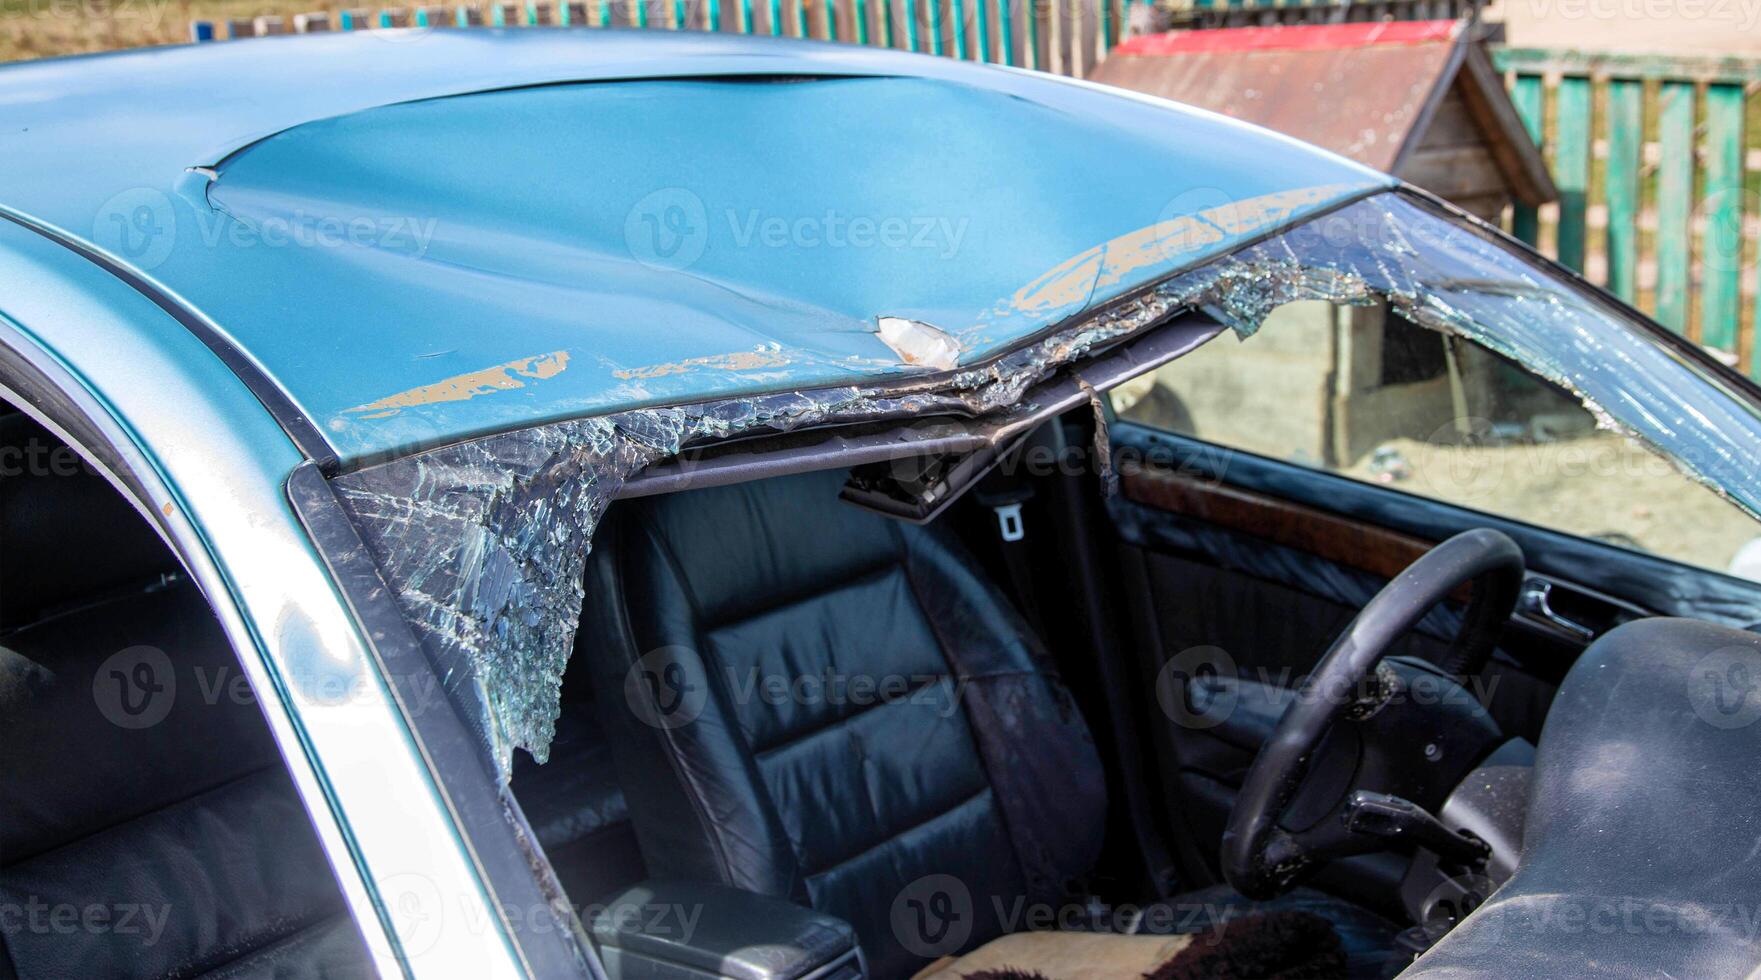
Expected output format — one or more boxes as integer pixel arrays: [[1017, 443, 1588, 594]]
[[1093, 21, 1458, 172], [1090, 20, 1553, 207]]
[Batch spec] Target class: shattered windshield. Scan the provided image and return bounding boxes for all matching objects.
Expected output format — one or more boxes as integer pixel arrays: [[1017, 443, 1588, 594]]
[[329, 270, 1189, 778], [1148, 193, 1761, 523], [330, 189, 1761, 781]]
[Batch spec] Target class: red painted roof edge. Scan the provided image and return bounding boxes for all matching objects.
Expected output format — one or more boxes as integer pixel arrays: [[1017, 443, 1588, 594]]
[[1113, 19, 1460, 58]]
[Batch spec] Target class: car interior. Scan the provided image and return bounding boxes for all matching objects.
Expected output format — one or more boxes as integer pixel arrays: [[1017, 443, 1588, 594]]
[[6, 290, 1761, 979], [0, 408, 377, 979], [514, 306, 1761, 979]]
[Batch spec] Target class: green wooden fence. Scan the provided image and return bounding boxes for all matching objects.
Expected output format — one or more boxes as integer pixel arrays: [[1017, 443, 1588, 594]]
[[211, 0, 1136, 71], [213, 0, 1463, 72], [1493, 49, 1761, 378], [194, 11, 1761, 379]]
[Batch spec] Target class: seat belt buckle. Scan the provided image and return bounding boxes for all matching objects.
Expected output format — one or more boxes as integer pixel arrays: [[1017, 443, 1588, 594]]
[[993, 502, 1025, 542]]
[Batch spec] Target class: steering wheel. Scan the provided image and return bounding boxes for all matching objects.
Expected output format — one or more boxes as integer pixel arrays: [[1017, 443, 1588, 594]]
[[1221, 528, 1526, 899]]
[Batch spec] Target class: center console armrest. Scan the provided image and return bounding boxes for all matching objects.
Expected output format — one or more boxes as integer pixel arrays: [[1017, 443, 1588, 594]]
[[590, 880, 863, 980]]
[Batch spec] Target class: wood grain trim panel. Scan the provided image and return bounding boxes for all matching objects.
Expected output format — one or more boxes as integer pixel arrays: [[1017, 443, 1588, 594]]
[[1121, 462, 1437, 584]]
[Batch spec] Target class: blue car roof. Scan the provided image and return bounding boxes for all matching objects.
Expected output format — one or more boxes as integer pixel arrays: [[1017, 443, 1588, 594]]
[[0, 31, 1390, 464]]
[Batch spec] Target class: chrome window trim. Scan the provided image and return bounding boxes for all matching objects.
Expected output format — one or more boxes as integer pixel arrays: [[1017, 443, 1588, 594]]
[[287, 463, 602, 980], [0, 226, 531, 978]]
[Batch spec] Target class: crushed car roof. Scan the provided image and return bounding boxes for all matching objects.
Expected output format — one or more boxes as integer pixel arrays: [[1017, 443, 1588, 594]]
[[0, 30, 1389, 464]]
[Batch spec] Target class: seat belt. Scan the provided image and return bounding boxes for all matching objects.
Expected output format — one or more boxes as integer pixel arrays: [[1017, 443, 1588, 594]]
[[973, 474, 1046, 639]]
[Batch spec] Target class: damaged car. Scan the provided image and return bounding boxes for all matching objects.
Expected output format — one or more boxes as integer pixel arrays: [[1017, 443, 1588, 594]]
[[3, 27, 1761, 980]]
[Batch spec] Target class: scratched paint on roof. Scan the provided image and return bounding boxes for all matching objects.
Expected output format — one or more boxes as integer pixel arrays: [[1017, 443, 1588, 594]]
[[991, 183, 1363, 323], [346, 351, 571, 419], [611, 347, 795, 380], [337, 181, 1350, 428]]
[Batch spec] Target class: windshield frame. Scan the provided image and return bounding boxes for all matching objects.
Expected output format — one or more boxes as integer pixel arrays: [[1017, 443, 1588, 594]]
[[302, 186, 1761, 914]]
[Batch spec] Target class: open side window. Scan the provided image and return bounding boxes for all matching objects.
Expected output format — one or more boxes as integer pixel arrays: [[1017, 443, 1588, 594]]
[[1114, 296, 1761, 581], [0, 405, 376, 979]]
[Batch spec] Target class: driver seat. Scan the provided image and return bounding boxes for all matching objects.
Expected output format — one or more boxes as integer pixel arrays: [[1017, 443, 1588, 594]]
[[580, 469, 1398, 977]]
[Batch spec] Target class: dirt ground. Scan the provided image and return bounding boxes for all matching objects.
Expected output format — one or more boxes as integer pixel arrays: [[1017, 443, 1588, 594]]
[[0, 0, 286, 61], [1340, 431, 1761, 576]]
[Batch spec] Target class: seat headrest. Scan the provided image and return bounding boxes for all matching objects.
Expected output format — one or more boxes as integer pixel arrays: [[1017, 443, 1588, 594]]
[[0, 411, 179, 630]]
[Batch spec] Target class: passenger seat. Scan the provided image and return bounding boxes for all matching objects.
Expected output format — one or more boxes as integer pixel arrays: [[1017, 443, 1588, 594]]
[[578, 469, 1111, 977], [578, 468, 1400, 978], [512, 670, 647, 906]]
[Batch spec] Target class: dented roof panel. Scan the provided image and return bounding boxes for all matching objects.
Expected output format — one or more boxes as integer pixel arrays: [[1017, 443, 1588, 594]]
[[0, 33, 1386, 464], [332, 188, 1761, 780]]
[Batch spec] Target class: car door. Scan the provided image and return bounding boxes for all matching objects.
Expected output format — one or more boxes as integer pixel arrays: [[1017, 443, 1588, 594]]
[[1101, 286, 1761, 906]]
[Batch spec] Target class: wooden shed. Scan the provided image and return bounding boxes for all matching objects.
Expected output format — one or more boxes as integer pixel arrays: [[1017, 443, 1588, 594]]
[[1093, 21, 1562, 471], [1089, 20, 1555, 222]]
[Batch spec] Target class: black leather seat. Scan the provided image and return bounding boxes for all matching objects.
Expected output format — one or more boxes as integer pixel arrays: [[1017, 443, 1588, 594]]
[[582, 469, 1400, 977], [0, 413, 373, 979], [512, 684, 648, 905]]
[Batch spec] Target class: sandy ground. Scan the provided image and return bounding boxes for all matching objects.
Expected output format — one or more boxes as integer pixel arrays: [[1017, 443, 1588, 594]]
[[1340, 431, 1761, 575]]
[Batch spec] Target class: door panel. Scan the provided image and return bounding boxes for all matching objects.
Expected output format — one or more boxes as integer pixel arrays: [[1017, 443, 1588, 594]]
[[1103, 422, 1761, 894], [1092, 216, 1761, 910], [1123, 464, 1438, 585], [1113, 422, 1761, 628]]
